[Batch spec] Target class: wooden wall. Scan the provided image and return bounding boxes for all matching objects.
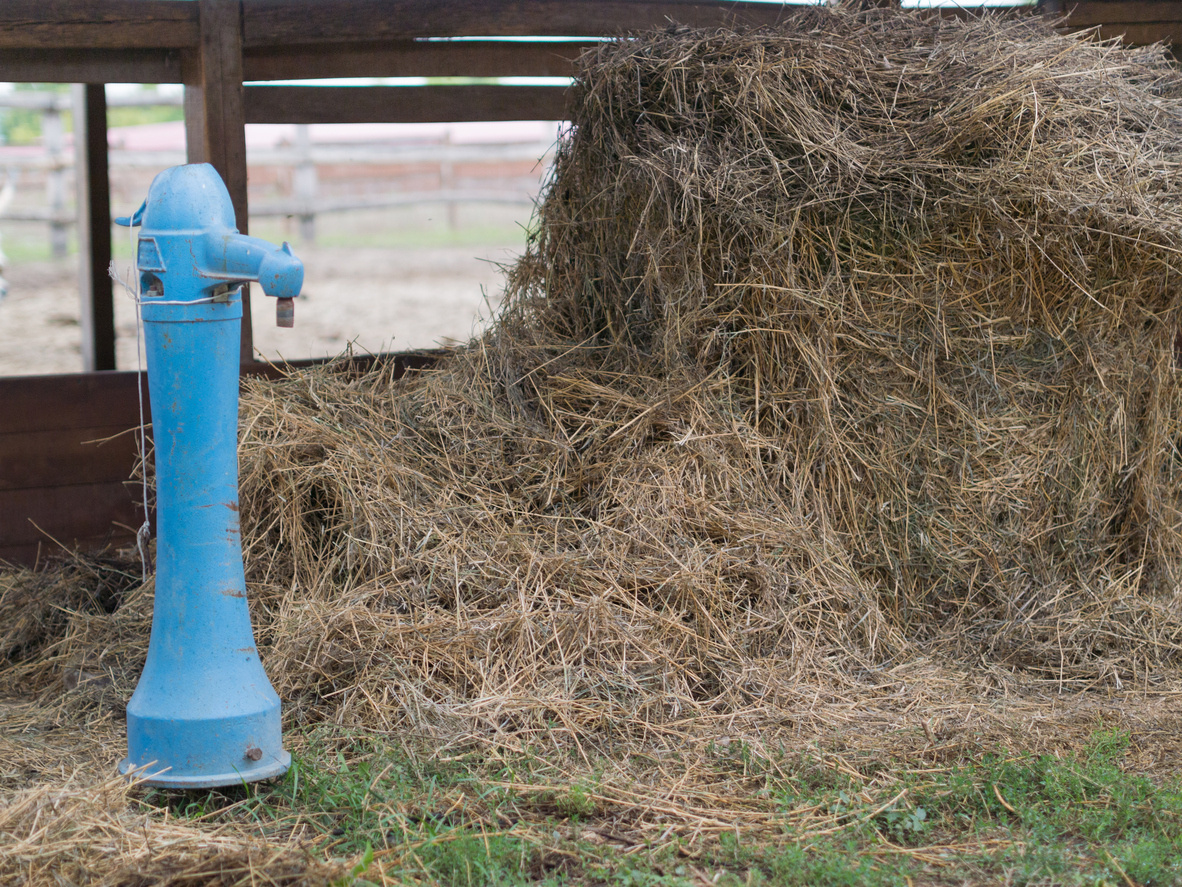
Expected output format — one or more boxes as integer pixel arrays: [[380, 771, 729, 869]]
[[0, 0, 1178, 567], [0, 354, 440, 565], [0, 372, 148, 565]]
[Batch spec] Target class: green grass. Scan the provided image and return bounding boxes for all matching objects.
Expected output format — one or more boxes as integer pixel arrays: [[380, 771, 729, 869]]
[[135, 727, 1182, 886]]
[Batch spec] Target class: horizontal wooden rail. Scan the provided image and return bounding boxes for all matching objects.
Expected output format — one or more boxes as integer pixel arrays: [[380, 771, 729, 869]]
[[0, 4, 1173, 86], [253, 187, 540, 217], [244, 39, 592, 82], [242, 0, 800, 45], [1079, 22, 1182, 44], [1056, 1, 1182, 26], [0, 0, 199, 50], [0, 92, 179, 112], [0, 48, 184, 84], [0, 353, 442, 567], [244, 84, 569, 124]]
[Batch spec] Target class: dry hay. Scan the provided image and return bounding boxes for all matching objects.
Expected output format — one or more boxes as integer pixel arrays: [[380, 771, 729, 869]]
[[234, 8, 1182, 736], [0, 770, 344, 886], [6, 5, 1182, 879]]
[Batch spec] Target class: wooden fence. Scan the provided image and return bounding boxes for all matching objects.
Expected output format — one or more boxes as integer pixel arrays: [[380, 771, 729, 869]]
[[0, 90, 556, 254]]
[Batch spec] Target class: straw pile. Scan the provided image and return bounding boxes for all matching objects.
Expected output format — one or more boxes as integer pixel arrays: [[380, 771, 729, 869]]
[[229, 8, 1182, 744], [5, 6, 1182, 867], [0, 772, 345, 886]]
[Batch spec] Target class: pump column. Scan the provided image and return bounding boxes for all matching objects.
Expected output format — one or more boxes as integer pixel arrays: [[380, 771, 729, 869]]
[[117, 163, 301, 788]]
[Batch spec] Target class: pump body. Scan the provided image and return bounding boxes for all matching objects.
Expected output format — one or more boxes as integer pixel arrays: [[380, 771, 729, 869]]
[[117, 163, 301, 788]]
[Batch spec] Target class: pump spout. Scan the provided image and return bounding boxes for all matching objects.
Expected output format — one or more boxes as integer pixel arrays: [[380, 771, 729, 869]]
[[207, 234, 304, 300], [116, 164, 304, 328]]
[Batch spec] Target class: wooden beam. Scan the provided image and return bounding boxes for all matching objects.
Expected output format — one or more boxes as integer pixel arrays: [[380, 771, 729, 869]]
[[244, 39, 591, 82], [185, 0, 249, 227], [0, 1, 198, 50], [242, 0, 797, 45], [0, 371, 146, 435], [1080, 22, 1182, 45], [0, 424, 140, 492], [0, 483, 144, 558], [0, 371, 147, 562], [245, 84, 569, 124], [923, 5, 1033, 21], [1038, 0, 1182, 47], [185, 0, 254, 365], [74, 84, 116, 373], [1054, 1, 1182, 27], [0, 49, 183, 84], [0, 354, 442, 567]]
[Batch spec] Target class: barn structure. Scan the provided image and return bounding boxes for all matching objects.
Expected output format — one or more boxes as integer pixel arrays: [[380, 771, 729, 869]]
[[0, 0, 1178, 565]]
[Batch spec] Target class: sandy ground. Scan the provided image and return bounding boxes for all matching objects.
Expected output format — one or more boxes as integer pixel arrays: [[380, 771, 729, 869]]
[[0, 242, 519, 376]]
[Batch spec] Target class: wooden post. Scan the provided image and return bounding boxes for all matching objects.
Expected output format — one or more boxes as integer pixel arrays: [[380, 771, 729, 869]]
[[73, 83, 116, 372], [43, 104, 69, 259], [184, 0, 253, 365], [293, 123, 317, 244], [441, 130, 457, 231]]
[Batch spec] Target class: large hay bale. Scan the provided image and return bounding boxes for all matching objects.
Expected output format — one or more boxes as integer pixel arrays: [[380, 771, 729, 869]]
[[504, 9, 1182, 672], [224, 9, 1182, 744]]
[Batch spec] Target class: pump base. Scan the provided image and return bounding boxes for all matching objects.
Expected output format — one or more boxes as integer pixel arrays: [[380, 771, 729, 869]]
[[119, 750, 291, 789]]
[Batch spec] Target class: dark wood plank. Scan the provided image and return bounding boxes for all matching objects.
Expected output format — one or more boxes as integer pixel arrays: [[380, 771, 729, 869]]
[[1086, 21, 1182, 45], [0, 0, 198, 50], [0, 352, 443, 567], [924, 5, 1037, 21], [0, 425, 140, 492], [244, 84, 569, 124], [0, 371, 148, 435], [1053, 1, 1182, 26], [0, 482, 142, 553], [0, 542, 54, 567], [244, 38, 591, 82], [0, 356, 443, 491], [0, 48, 183, 83], [243, 0, 797, 45], [185, 0, 254, 366], [74, 84, 116, 373]]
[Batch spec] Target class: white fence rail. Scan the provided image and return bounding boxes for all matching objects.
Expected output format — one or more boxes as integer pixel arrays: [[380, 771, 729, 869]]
[[0, 88, 556, 254]]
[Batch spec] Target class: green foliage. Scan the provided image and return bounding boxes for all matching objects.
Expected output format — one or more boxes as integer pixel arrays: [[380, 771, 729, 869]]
[[0, 84, 67, 146], [695, 729, 1182, 886], [760, 842, 908, 887], [555, 782, 595, 819], [106, 88, 183, 130], [875, 800, 928, 842], [280, 741, 534, 886], [0, 84, 181, 145]]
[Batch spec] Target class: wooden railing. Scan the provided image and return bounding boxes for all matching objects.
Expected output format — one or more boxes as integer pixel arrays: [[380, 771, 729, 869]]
[[0, 90, 557, 254]]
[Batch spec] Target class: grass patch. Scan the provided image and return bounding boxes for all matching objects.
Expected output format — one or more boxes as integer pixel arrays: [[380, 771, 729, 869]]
[[131, 727, 1182, 886]]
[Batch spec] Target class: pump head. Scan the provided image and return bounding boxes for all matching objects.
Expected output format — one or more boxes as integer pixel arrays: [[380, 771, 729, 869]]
[[116, 163, 303, 327]]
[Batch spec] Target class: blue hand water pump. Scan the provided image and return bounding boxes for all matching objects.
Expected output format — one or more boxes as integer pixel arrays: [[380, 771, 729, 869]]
[[116, 163, 302, 788]]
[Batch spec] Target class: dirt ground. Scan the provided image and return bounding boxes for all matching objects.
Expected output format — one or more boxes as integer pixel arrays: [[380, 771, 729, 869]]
[[0, 240, 519, 376]]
